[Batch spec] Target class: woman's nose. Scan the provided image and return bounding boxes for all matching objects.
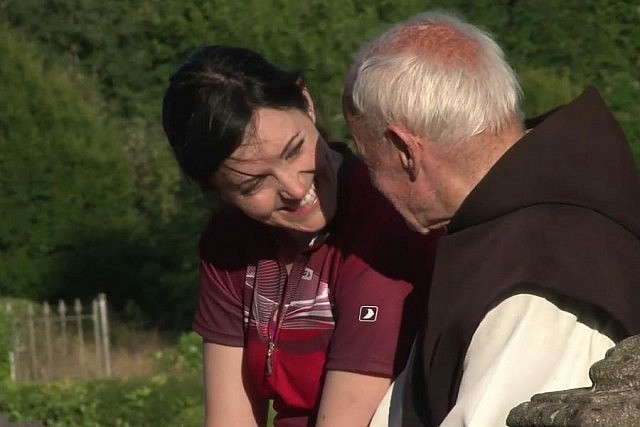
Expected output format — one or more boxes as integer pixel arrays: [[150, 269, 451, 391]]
[[277, 173, 307, 200]]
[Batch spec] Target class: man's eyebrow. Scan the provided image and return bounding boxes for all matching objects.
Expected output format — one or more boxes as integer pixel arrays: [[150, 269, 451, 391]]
[[279, 131, 301, 158]]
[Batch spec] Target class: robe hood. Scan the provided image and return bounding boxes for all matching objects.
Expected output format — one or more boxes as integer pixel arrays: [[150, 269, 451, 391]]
[[448, 87, 640, 239]]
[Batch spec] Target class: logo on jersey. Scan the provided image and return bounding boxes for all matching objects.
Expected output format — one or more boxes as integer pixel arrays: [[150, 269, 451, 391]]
[[359, 306, 378, 322], [301, 267, 313, 281]]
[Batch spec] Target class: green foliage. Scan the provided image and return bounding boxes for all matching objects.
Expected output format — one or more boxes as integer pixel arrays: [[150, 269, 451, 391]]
[[0, 23, 139, 298], [518, 68, 583, 119], [153, 332, 202, 375], [0, 1, 638, 331], [0, 23, 201, 330], [0, 314, 205, 426], [0, 0, 184, 219], [0, 374, 203, 427], [3, 0, 637, 149], [498, 0, 640, 159]]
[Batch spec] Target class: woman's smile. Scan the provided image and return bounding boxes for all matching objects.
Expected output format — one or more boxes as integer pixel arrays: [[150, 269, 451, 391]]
[[213, 107, 342, 235], [282, 181, 319, 214]]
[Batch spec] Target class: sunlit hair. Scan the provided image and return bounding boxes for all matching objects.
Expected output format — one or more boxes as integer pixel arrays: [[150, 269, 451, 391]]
[[350, 11, 522, 144], [162, 45, 308, 189]]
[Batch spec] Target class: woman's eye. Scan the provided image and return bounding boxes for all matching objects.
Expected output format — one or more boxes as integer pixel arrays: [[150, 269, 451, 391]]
[[286, 140, 304, 160], [240, 177, 265, 195]]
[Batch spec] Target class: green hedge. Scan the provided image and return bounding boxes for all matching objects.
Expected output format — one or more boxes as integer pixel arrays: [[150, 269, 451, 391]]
[[0, 331, 205, 426], [0, 23, 141, 299], [0, 23, 202, 330], [0, 373, 203, 427]]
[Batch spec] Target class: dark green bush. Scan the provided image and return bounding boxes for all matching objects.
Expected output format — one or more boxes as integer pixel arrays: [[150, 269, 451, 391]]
[[0, 23, 202, 330], [0, 23, 141, 299]]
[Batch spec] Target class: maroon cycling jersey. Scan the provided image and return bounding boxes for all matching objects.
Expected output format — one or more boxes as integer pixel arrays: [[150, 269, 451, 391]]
[[193, 144, 438, 427]]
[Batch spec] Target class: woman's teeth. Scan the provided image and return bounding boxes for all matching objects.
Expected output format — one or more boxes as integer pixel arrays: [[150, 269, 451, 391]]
[[299, 182, 317, 207]]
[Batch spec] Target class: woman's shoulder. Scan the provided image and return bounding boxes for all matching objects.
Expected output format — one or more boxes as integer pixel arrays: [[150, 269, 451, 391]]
[[333, 143, 440, 282], [331, 142, 381, 208], [199, 207, 271, 270], [336, 149, 400, 235]]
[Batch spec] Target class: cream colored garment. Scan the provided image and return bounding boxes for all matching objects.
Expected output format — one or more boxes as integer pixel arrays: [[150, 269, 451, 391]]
[[370, 294, 616, 427], [369, 357, 406, 426]]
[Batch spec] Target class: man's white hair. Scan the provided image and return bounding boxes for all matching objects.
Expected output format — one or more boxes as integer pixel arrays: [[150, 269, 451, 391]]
[[350, 11, 522, 144]]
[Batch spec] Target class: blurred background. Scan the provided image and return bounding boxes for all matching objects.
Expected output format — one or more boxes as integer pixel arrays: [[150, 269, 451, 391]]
[[0, 1, 638, 425]]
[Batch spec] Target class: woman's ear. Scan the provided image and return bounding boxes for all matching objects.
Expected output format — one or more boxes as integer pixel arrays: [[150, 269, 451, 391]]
[[300, 85, 316, 123]]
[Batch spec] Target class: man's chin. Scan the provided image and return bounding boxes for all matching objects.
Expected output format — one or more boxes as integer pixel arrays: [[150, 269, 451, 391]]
[[404, 219, 429, 234], [405, 218, 449, 235], [427, 220, 450, 234]]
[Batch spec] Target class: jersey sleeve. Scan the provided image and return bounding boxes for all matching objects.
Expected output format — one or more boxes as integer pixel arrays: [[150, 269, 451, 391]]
[[324, 252, 416, 377], [192, 259, 246, 346], [324, 157, 438, 378], [192, 212, 252, 347]]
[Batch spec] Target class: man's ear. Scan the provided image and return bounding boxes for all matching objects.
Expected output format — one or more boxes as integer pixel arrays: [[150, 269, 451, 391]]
[[386, 123, 420, 182]]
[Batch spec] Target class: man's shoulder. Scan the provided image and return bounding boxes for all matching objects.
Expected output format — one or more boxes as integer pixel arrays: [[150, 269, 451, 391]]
[[436, 202, 640, 334]]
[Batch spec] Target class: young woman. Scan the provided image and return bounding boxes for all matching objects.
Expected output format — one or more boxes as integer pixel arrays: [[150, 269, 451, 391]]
[[162, 45, 439, 427]]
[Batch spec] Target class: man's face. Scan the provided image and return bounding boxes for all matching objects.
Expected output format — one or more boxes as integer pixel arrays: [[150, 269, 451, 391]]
[[344, 92, 454, 234], [344, 109, 429, 233]]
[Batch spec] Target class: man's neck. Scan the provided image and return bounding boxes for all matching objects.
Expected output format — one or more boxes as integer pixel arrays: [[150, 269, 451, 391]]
[[434, 121, 526, 213]]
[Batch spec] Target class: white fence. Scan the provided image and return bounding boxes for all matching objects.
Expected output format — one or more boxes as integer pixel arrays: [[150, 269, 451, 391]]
[[5, 293, 111, 382]]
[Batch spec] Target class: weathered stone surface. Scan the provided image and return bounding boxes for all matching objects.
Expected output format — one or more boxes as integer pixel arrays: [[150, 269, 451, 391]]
[[507, 334, 640, 426]]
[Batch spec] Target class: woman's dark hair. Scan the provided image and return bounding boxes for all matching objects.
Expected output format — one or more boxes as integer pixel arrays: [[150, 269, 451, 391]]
[[162, 45, 308, 188]]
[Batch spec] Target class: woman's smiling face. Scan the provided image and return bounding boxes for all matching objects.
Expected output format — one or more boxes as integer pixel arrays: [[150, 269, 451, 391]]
[[212, 107, 341, 237]]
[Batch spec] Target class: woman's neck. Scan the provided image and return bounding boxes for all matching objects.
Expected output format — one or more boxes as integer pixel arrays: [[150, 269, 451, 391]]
[[272, 229, 316, 266]]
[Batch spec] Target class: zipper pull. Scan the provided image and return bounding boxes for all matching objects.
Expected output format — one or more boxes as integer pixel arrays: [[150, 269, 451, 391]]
[[266, 341, 275, 376]]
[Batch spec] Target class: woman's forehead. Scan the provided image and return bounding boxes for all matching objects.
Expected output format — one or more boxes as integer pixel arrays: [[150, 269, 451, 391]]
[[228, 108, 308, 162], [214, 151, 266, 185], [225, 136, 287, 167], [215, 132, 295, 183]]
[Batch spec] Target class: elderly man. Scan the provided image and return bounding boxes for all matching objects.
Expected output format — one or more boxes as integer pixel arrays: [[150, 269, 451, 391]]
[[343, 11, 640, 427]]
